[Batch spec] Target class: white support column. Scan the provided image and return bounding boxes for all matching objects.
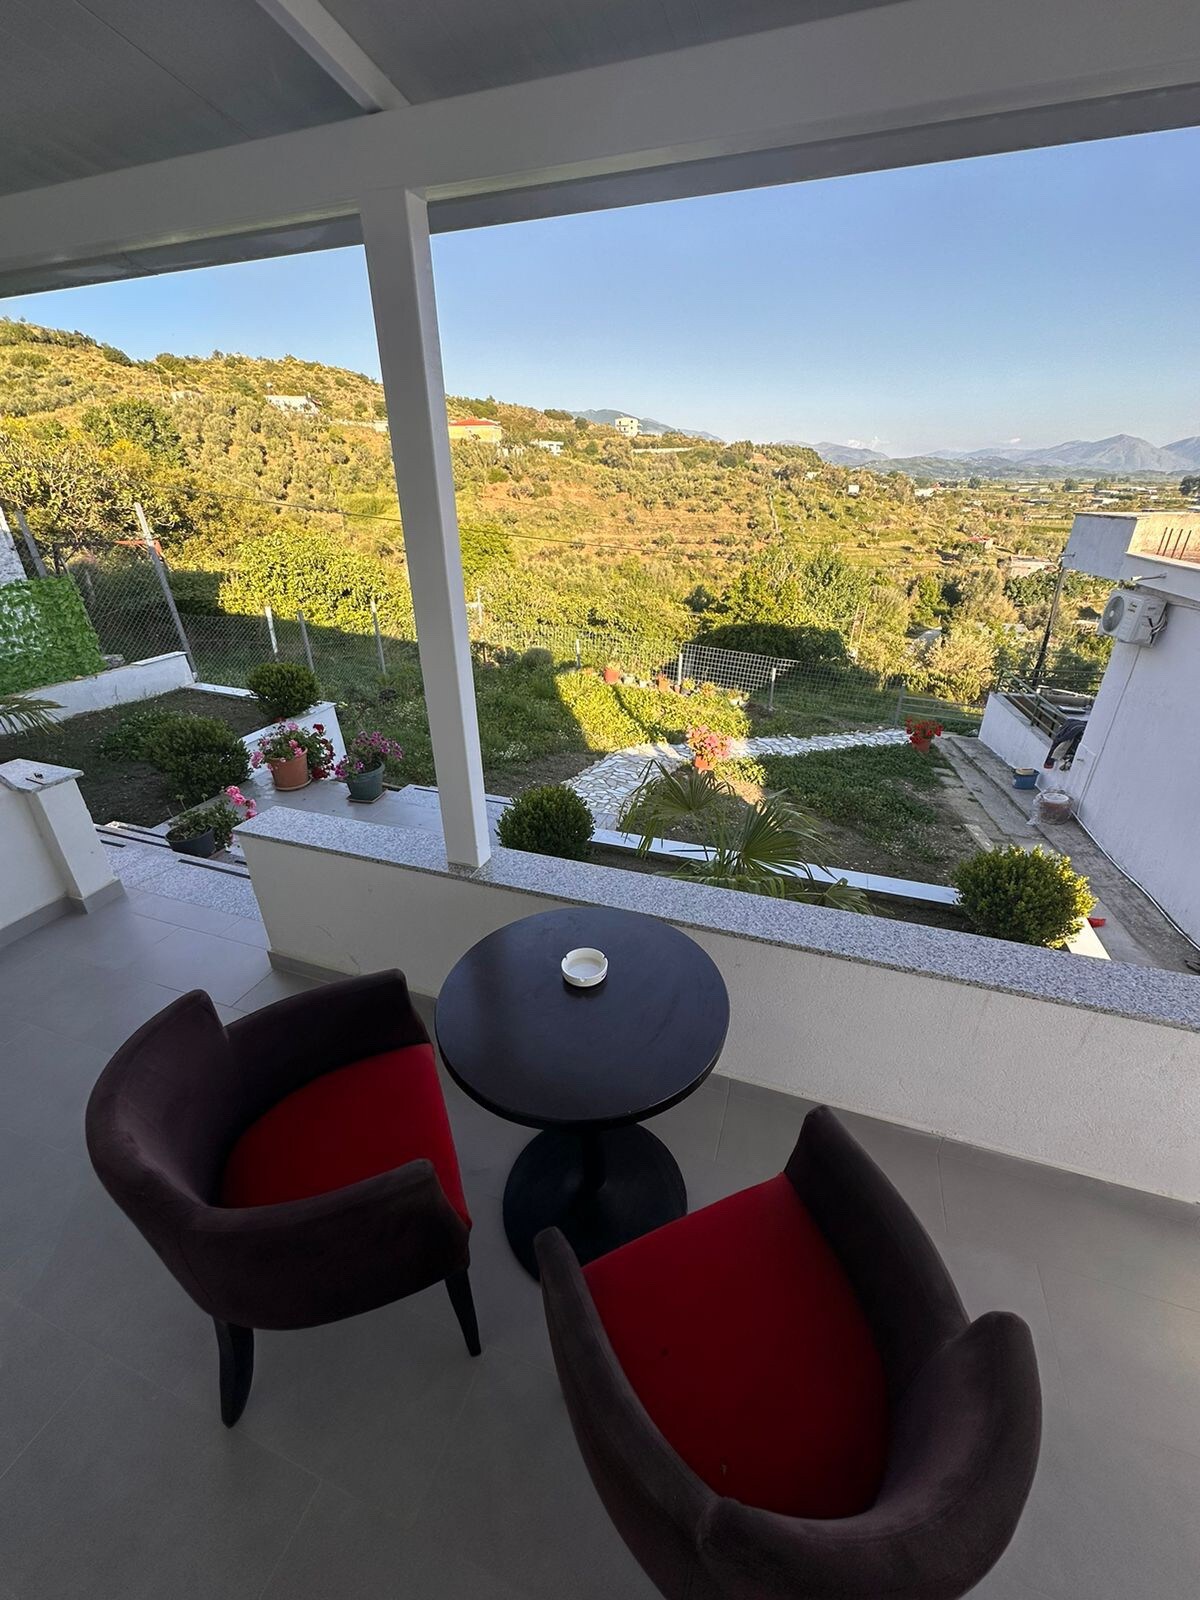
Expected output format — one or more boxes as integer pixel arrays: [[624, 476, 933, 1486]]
[[360, 190, 491, 869]]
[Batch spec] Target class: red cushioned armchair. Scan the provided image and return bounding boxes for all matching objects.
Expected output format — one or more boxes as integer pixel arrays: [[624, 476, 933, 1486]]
[[85, 970, 478, 1427], [537, 1106, 1041, 1600]]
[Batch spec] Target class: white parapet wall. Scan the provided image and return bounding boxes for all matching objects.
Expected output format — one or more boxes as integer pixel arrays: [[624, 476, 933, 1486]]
[[0, 759, 122, 944], [36, 651, 194, 721], [978, 692, 1052, 777], [237, 809, 1200, 1203]]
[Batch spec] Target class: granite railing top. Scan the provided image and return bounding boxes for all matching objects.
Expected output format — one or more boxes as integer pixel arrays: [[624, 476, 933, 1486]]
[[0, 758, 84, 792], [237, 807, 1200, 1033]]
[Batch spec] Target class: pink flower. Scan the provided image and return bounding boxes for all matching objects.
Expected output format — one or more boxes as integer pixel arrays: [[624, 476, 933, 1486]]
[[250, 751, 263, 768]]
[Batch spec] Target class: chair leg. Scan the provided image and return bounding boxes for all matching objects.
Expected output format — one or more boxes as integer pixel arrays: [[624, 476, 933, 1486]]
[[445, 1269, 482, 1357], [214, 1319, 255, 1427]]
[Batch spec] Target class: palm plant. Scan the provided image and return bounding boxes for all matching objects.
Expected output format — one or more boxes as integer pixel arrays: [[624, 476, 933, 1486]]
[[0, 693, 60, 738], [620, 760, 870, 912]]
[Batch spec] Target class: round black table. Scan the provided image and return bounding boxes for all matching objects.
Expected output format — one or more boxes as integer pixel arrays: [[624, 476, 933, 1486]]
[[435, 906, 729, 1277]]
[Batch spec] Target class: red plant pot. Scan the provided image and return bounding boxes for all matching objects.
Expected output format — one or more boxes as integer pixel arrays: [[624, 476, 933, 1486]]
[[268, 751, 311, 791], [910, 737, 931, 755], [603, 666, 622, 685], [693, 756, 712, 772]]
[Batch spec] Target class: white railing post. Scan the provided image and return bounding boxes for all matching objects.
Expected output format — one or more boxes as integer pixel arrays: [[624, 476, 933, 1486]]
[[360, 190, 491, 868]]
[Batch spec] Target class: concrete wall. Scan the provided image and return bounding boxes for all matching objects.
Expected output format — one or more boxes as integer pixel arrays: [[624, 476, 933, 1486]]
[[978, 693, 1052, 779], [240, 830, 1200, 1203], [1063, 607, 1200, 942], [0, 761, 121, 944], [39, 652, 194, 721]]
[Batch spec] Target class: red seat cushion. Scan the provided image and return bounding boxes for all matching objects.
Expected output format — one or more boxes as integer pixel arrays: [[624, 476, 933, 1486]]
[[220, 1044, 469, 1224], [583, 1173, 887, 1518]]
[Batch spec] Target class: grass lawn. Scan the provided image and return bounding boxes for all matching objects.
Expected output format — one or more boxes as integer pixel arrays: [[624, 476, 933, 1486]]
[[0, 689, 265, 827], [752, 744, 977, 884]]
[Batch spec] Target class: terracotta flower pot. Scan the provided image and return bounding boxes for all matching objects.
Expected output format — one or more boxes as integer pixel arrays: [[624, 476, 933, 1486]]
[[910, 736, 931, 755], [603, 666, 622, 685], [269, 751, 311, 791], [693, 756, 712, 772]]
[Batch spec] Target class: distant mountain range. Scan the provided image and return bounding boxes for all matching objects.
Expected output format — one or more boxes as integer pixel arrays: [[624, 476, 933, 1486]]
[[574, 408, 722, 441], [811, 433, 1200, 478]]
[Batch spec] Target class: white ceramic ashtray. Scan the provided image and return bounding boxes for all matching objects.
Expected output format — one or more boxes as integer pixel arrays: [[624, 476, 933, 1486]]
[[561, 947, 608, 987]]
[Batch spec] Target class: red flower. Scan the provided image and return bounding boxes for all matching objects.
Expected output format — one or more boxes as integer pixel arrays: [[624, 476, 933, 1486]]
[[313, 723, 325, 734]]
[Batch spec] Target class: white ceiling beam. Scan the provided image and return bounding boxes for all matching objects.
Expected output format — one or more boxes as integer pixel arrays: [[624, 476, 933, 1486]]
[[256, 0, 407, 111], [2, 0, 1199, 293]]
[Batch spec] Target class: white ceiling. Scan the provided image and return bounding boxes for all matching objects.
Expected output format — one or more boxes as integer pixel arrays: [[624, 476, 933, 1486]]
[[319, 0, 899, 104], [0, 0, 902, 199], [0, 0, 359, 197]]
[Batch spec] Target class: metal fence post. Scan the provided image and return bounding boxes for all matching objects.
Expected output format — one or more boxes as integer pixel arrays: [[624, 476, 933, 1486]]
[[371, 596, 387, 675], [7, 505, 48, 578], [575, 637, 581, 670], [264, 604, 279, 659], [676, 649, 684, 690], [768, 665, 777, 711], [133, 501, 195, 674], [297, 610, 315, 673], [894, 679, 906, 727]]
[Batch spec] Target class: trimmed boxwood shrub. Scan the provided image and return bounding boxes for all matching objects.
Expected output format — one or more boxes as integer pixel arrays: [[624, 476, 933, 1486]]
[[0, 578, 104, 693], [497, 784, 594, 860], [952, 845, 1095, 948], [246, 661, 319, 719], [157, 715, 250, 806]]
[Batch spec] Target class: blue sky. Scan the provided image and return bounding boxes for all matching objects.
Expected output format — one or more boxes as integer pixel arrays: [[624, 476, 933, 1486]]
[[3, 128, 1197, 455]]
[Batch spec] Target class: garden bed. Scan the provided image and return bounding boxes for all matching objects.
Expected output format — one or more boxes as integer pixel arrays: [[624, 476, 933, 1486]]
[[0, 689, 266, 826]]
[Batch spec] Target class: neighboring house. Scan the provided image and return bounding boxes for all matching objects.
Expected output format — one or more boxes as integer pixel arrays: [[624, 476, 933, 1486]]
[[1006, 555, 1052, 577], [980, 510, 1200, 942], [613, 415, 639, 438], [846, 482, 861, 496], [532, 439, 564, 455], [266, 393, 320, 414], [448, 417, 503, 443]]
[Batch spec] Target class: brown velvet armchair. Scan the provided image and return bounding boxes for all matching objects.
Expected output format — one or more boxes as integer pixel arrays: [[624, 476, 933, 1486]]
[[537, 1105, 1041, 1600], [86, 970, 479, 1426]]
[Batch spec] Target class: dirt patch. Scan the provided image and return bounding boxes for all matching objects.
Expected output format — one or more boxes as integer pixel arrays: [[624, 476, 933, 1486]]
[[483, 749, 598, 797], [0, 689, 266, 828]]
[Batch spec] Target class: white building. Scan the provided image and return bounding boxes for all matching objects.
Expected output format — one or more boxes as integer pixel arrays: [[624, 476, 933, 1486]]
[[613, 414, 639, 438], [266, 393, 320, 414], [980, 511, 1200, 941], [532, 438, 564, 455]]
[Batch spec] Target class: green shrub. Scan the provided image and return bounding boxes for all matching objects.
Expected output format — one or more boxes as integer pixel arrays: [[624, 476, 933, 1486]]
[[496, 784, 594, 860], [156, 715, 250, 807], [246, 661, 319, 718], [0, 578, 105, 694], [99, 706, 187, 762], [697, 621, 849, 669], [952, 845, 1095, 948], [519, 647, 554, 671]]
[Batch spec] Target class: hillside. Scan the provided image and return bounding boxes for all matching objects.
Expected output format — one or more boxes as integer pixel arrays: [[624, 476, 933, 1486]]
[[0, 315, 1130, 698]]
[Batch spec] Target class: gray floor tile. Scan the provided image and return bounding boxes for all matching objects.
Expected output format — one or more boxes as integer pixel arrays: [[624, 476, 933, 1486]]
[[0, 1297, 100, 1476], [234, 968, 325, 1010], [0, 900, 176, 972], [0, 1022, 109, 1152], [716, 1079, 817, 1175], [1041, 1265, 1200, 1459], [260, 1482, 531, 1600], [0, 954, 182, 1054], [221, 915, 270, 949], [644, 1070, 729, 1166], [124, 888, 245, 937], [0, 1128, 85, 1300], [0, 1360, 316, 1600], [133, 925, 273, 1006], [941, 1141, 1200, 1309], [415, 1352, 659, 1600], [1004, 1404, 1200, 1600], [968, 1563, 1056, 1600], [835, 1107, 946, 1238], [176, 1302, 482, 1515], [942, 1239, 1066, 1406]]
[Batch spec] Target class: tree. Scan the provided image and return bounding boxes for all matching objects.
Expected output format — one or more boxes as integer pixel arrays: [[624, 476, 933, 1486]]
[[919, 624, 999, 703], [81, 400, 182, 463], [1181, 474, 1200, 498]]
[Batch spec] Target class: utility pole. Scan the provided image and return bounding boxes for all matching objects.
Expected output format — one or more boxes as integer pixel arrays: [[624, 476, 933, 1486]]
[[1030, 564, 1067, 690]]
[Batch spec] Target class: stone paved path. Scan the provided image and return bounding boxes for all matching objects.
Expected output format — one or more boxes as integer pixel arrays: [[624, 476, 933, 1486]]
[[569, 727, 908, 827]]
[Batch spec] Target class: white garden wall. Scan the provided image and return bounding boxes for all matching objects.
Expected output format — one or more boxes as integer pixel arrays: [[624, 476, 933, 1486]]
[[0, 760, 121, 944], [978, 693, 1051, 777], [37, 652, 194, 721]]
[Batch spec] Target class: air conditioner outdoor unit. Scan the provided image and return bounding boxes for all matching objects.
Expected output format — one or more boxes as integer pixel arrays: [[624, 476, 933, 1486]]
[[1098, 588, 1168, 645]]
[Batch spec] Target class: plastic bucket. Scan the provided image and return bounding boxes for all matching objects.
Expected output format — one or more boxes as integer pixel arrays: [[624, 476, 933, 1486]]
[[1012, 768, 1039, 790]]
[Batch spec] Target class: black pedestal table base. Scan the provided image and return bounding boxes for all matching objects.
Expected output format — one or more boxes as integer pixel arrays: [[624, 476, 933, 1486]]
[[503, 1125, 687, 1278]]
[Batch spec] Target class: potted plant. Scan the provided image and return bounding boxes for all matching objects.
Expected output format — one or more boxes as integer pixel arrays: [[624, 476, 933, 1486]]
[[335, 729, 405, 803], [905, 715, 944, 755], [165, 786, 257, 857], [602, 663, 622, 685], [250, 723, 334, 791], [687, 725, 732, 772], [655, 673, 675, 694]]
